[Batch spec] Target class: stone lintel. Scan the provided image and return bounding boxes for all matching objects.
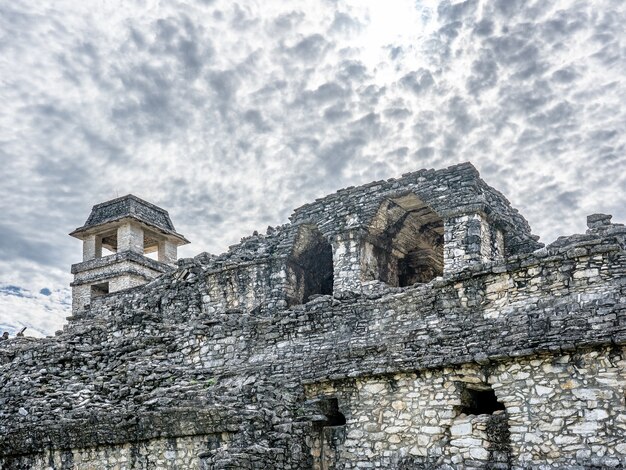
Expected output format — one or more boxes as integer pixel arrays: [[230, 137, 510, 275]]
[[71, 250, 172, 275], [70, 216, 189, 246]]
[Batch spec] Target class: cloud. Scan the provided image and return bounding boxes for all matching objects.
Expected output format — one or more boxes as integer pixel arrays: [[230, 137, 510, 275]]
[[466, 52, 498, 95], [0, 283, 69, 337], [288, 34, 329, 62], [400, 69, 435, 95], [329, 12, 361, 36]]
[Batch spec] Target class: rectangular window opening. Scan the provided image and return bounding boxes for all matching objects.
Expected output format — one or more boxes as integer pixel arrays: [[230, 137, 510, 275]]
[[90, 282, 109, 299], [459, 385, 505, 416]]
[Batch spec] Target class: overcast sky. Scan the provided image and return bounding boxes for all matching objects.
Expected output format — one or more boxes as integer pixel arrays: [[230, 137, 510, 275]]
[[1, 0, 624, 336]]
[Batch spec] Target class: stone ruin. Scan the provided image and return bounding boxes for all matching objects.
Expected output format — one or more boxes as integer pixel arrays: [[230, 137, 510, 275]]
[[0, 162, 625, 469]]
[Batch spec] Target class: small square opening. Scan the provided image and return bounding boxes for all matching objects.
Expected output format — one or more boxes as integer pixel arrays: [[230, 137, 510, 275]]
[[459, 385, 505, 415], [90, 282, 109, 299]]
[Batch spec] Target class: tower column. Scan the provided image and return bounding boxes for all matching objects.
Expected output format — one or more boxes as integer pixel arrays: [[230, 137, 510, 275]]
[[82, 235, 102, 261], [443, 212, 502, 274], [331, 229, 364, 297], [117, 222, 144, 254], [158, 240, 178, 265]]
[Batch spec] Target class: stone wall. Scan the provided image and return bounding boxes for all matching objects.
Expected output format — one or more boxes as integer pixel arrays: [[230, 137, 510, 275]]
[[304, 347, 626, 469], [70, 252, 171, 312], [5, 434, 232, 470], [0, 163, 624, 469]]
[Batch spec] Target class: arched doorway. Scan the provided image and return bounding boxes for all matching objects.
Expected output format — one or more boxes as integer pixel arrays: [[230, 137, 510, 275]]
[[364, 193, 443, 287]]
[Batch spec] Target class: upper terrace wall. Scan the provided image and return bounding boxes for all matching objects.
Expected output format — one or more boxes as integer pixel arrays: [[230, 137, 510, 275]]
[[293, 163, 540, 296], [126, 163, 542, 315]]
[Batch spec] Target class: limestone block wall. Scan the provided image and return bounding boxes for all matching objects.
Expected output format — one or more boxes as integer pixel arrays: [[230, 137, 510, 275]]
[[158, 239, 178, 265], [332, 230, 364, 295], [491, 349, 626, 468], [71, 254, 169, 286], [305, 368, 509, 469], [117, 221, 144, 254], [202, 260, 288, 314], [82, 234, 102, 261], [71, 253, 170, 313], [305, 347, 626, 469], [443, 212, 504, 274], [72, 272, 149, 313]]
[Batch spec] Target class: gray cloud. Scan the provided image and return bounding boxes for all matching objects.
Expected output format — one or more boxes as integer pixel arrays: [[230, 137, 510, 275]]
[[0, 223, 62, 267], [400, 69, 435, 95], [271, 11, 305, 33], [437, 0, 478, 23], [243, 109, 271, 132], [473, 19, 494, 37], [329, 12, 361, 36], [467, 52, 498, 95], [324, 103, 352, 123], [288, 34, 329, 62], [552, 67, 579, 83], [318, 136, 367, 179]]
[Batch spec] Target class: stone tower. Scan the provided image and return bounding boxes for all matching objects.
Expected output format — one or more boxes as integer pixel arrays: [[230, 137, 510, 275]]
[[69, 194, 189, 314]]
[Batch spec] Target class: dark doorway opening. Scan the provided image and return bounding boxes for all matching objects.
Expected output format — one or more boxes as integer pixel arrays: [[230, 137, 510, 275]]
[[287, 225, 333, 306], [315, 397, 346, 428], [309, 397, 347, 470], [460, 386, 505, 415], [365, 194, 443, 288]]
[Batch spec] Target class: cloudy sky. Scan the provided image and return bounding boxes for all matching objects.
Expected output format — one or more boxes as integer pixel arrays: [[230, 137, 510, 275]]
[[1, 0, 624, 336]]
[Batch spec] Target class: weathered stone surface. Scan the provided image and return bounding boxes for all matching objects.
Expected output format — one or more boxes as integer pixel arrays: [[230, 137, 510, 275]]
[[0, 162, 624, 469]]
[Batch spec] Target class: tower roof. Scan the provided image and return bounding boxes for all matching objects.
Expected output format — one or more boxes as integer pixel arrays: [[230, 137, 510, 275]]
[[69, 194, 189, 244]]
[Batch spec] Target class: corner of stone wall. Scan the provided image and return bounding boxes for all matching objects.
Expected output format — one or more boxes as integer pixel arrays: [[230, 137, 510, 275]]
[[443, 211, 504, 275], [586, 213, 626, 249]]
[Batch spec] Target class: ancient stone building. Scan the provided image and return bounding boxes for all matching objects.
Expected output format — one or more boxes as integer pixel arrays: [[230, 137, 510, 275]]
[[0, 162, 625, 469]]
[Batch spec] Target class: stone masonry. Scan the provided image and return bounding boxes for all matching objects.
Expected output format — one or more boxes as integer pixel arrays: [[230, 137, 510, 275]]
[[1, 162, 625, 469]]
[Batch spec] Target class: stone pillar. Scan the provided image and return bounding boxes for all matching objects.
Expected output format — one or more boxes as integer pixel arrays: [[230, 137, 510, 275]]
[[360, 239, 398, 286], [117, 222, 144, 254], [158, 240, 178, 265], [82, 235, 102, 261], [331, 230, 363, 296], [444, 212, 495, 274]]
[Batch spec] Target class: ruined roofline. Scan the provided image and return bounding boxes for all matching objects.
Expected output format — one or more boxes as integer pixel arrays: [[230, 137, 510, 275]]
[[173, 162, 545, 279], [70, 216, 189, 245], [289, 162, 479, 219], [70, 194, 189, 245], [286, 161, 541, 253]]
